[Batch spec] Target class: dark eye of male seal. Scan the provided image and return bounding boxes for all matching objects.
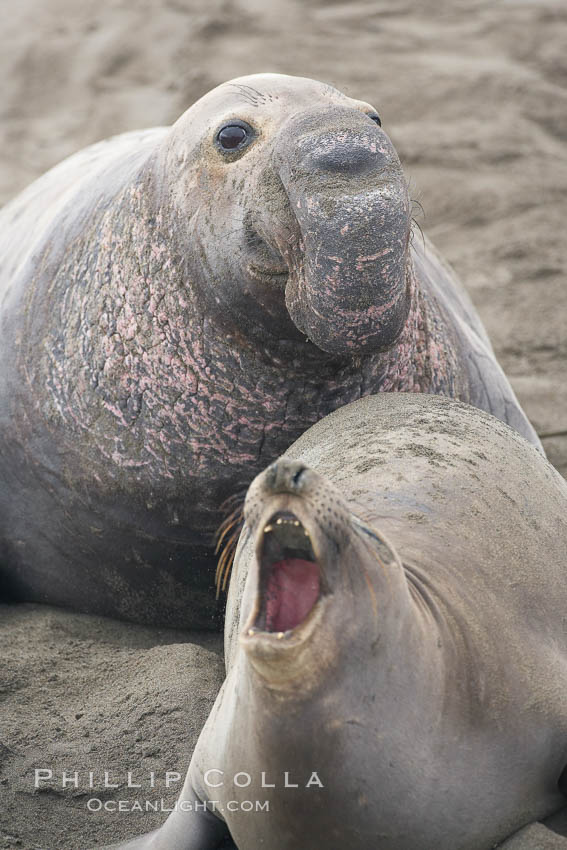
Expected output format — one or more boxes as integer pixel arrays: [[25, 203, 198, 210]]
[[99, 394, 567, 850], [216, 120, 255, 152], [0, 73, 542, 629]]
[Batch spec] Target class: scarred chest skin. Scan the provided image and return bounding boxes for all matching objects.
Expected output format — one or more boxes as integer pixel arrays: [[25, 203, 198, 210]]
[[13, 173, 465, 527]]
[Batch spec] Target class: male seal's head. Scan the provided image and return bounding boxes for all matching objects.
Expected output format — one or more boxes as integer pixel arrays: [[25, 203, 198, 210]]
[[162, 73, 411, 355], [238, 457, 405, 690]]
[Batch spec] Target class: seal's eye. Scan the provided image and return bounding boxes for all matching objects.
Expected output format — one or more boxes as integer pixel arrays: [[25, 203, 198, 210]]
[[216, 121, 255, 154], [368, 112, 382, 127], [218, 126, 247, 149]]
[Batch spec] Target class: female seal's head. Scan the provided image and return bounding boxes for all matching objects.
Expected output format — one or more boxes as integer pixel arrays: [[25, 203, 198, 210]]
[[238, 457, 404, 690]]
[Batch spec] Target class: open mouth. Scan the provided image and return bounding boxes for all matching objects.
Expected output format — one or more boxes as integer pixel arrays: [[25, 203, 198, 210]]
[[251, 511, 323, 636]]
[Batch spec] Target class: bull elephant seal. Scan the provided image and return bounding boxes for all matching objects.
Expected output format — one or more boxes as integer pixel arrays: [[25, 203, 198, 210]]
[[106, 395, 567, 850], [0, 74, 541, 629]]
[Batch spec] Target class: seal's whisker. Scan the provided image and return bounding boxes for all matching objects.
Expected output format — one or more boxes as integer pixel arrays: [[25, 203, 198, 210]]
[[216, 532, 234, 582], [215, 493, 246, 538], [411, 198, 425, 218], [214, 499, 245, 597], [214, 512, 240, 555], [215, 548, 231, 597], [215, 528, 241, 597], [222, 530, 242, 592], [219, 490, 246, 513], [411, 217, 426, 252]]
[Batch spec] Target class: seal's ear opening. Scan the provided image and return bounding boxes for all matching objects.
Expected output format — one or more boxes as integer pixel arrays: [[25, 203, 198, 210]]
[[351, 514, 398, 567], [254, 511, 322, 634]]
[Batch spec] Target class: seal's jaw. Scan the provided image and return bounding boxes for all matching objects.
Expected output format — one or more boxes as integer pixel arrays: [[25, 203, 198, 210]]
[[241, 508, 331, 660], [240, 462, 348, 678], [251, 511, 324, 636]]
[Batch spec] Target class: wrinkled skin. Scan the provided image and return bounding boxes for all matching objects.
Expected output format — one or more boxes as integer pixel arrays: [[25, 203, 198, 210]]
[[0, 74, 541, 628], [106, 395, 567, 850]]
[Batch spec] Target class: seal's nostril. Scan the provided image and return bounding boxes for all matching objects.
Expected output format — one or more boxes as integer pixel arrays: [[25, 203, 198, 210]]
[[263, 460, 308, 494], [304, 138, 387, 178], [292, 465, 306, 487]]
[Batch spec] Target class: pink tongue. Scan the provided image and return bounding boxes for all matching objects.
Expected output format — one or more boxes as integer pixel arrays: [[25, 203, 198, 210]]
[[265, 559, 320, 633]]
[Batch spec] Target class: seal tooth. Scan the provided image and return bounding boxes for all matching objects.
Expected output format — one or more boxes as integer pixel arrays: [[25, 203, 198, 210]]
[[293, 520, 300, 527], [264, 525, 274, 533], [276, 518, 283, 525], [277, 632, 285, 640]]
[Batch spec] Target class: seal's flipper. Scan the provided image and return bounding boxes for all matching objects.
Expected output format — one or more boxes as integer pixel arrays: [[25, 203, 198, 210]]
[[498, 822, 567, 848], [101, 805, 230, 849]]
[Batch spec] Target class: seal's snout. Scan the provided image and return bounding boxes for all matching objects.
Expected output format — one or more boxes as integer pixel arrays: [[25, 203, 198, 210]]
[[264, 460, 308, 494], [301, 131, 388, 178], [241, 460, 340, 649], [270, 105, 411, 357]]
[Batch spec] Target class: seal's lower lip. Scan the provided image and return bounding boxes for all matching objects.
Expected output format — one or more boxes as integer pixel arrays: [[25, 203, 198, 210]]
[[247, 511, 324, 640]]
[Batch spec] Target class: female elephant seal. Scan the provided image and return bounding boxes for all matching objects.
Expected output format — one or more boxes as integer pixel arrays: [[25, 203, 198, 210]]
[[106, 395, 567, 850], [0, 74, 540, 628]]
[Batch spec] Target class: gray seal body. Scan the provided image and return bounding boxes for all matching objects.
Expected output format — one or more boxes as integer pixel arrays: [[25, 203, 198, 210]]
[[105, 394, 567, 849], [0, 74, 541, 629]]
